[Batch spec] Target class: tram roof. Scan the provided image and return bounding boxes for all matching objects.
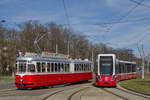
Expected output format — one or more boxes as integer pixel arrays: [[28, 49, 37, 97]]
[[118, 60, 136, 64], [16, 57, 92, 64]]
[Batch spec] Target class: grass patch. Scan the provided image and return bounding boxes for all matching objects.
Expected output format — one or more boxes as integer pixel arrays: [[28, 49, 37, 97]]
[[0, 76, 15, 83], [120, 76, 150, 94]]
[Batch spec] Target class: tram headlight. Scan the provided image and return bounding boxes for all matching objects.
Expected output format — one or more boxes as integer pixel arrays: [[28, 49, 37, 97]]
[[20, 78, 23, 82], [112, 75, 116, 80], [98, 75, 101, 80]]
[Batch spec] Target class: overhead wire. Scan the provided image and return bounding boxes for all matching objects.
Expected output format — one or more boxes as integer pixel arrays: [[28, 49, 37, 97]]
[[62, 0, 71, 29], [106, 0, 144, 32], [130, 0, 150, 9], [63, 17, 150, 26]]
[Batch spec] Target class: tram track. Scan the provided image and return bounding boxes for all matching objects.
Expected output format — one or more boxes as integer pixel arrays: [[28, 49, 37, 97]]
[[42, 86, 91, 100], [101, 88, 129, 100], [68, 87, 90, 100], [100, 87, 150, 100], [116, 87, 150, 99]]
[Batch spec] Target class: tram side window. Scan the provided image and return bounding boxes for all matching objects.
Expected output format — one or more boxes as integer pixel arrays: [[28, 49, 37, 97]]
[[88, 64, 90, 71], [42, 63, 46, 72], [37, 63, 41, 72], [61, 63, 64, 72], [84, 64, 86, 71], [129, 64, 132, 73], [28, 64, 35, 72], [79, 64, 81, 71], [119, 63, 121, 73], [115, 63, 118, 74], [120, 63, 123, 73], [127, 64, 131, 73], [86, 64, 88, 71], [81, 64, 84, 71], [58, 63, 61, 72], [67, 64, 70, 72], [51, 63, 54, 72], [89, 64, 91, 71], [19, 63, 26, 72], [123, 64, 126, 73], [74, 64, 77, 72], [55, 63, 58, 72], [47, 63, 51, 72], [132, 64, 136, 72], [77, 64, 79, 71]]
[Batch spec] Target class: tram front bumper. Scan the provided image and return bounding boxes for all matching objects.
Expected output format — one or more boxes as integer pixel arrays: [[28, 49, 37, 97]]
[[15, 83, 34, 87], [97, 80, 116, 86]]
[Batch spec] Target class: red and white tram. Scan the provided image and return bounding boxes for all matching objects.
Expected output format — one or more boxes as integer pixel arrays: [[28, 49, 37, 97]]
[[15, 52, 93, 88], [95, 54, 136, 87]]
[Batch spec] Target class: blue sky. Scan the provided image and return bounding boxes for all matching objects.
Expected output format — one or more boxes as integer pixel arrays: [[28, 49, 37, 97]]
[[1, 0, 150, 56]]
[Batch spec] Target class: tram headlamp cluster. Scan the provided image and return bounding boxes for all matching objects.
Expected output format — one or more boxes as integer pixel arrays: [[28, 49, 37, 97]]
[[20, 78, 23, 82], [112, 75, 116, 80]]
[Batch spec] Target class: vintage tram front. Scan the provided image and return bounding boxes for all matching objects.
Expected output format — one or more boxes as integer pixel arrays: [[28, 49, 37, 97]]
[[96, 54, 117, 86]]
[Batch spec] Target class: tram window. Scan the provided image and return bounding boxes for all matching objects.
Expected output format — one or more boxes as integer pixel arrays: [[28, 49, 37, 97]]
[[61, 63, 64, 72], [66, 64, 70, 72], [88, 64, 90, 71], [115, 63, 119, 74], [119, 63, 121, 73], [82, 64, 84, 71], [78, 64, 80, 71], [74, 64, 76, 71], [127, 64, 131, 73], [83, 64, 86, 71], [80, 64, 82, 71], [18, 63, 26, 72], [51, 63, 54, 72], [37, 63, 41, 72], [64, 64, 67, 72], [42, 63, 46, 72], [123, 64, 125, 73], [58, 63, 61, 72], [76, 64, 78, 71], [65, 64, 68, 72], [85, 64, 87, 71], [81, 64, 83, 71], [55, 63, 58, 72], [67, 64, 70, 72], [129, 64, 132, 73], [132, 64, 136, 72], [89, 64, 91, 71], [47, 63, 50, 72], [87, 64, 89, 71], [84, 64, 86, 71], [28, 64, 35, 72]]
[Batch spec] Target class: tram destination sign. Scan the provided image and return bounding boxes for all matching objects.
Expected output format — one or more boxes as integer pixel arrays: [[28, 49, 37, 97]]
[[41, 52, 69, 58], [100, 56, 112, 61]]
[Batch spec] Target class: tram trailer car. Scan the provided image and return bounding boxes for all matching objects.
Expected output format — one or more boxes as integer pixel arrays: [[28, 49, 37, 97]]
[[15, 52, 93, 88], [95, 54, 136, 87]]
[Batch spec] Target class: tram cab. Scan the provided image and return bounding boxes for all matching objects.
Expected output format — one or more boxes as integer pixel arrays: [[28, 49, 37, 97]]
[[16, 57, 37, 87], [96, 54, 117, 86]]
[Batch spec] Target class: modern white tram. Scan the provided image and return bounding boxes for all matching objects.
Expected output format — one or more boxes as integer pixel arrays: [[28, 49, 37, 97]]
[[96, 54, 136, 86]]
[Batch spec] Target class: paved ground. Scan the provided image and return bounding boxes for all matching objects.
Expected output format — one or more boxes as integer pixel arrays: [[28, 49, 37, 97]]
[[0, 82, 15, 90], [0, 82, 150, 100]]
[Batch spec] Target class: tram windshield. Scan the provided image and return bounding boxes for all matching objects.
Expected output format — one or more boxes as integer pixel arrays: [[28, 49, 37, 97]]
[[99, 56, 113, 76], [18, 63, 26, 72]]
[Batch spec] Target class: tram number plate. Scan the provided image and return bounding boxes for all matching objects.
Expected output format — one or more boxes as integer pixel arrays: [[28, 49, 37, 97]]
[[104, 81, 108, 84]]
